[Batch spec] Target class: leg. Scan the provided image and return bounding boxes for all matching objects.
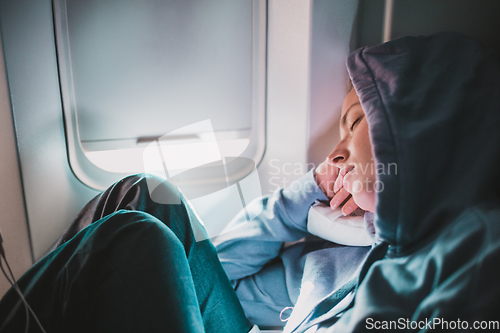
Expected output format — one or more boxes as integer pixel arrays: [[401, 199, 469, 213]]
[[1, 175, 252, 333], [60, 174, 252, 332], [1, 211, 205, 333]]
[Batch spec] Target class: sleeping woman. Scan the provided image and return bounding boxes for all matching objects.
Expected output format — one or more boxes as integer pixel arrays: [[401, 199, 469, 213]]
[[288, 31, 500, 332], [1, 31, 499, 333]]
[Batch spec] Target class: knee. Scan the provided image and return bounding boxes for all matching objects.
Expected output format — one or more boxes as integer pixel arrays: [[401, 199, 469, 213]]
[[116, 173, 184, 205], [104, 176, 204, 245], [145, 174, 184, 205], [97, 210, 185, 255]]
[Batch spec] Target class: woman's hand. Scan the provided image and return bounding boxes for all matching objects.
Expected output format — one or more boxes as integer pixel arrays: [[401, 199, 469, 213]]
[[314, 158, 339, 198], [314, 159, 360, 216], [331, 180, 359, 216]]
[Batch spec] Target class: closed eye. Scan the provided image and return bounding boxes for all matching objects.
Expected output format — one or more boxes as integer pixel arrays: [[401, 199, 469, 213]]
[[350, 116, 363, 131]]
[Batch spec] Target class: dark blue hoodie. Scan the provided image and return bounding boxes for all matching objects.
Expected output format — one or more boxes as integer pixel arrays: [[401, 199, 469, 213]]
[[314, 32, 500, 332]]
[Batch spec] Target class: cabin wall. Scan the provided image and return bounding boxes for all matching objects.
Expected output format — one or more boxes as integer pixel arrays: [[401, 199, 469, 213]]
[[356, 0, 500, 52], [308, 0, 500, 169], [307, 0, 359, 167], [0, 0, 499, 300], [257, 0, 312, 195], [0, 0, 316, 265], [0, 36, 32, 298], [0, 0, 99, 265]]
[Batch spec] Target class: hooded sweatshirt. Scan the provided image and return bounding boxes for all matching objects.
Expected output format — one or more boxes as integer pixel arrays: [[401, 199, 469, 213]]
[[311, 32, 500, 332], [215, 32, 500, 332]]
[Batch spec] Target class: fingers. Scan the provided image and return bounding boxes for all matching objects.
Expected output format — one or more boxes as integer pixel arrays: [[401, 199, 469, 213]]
[[320, 179, 335, 198], [334, 170, 343, 193], [341, 196, 358, 216], [330, 189, 359, 216], [333, 167, 352, 193], [330, 187, 350, 209], [314, 159, 340, 198], [330, 169, 360, 216]]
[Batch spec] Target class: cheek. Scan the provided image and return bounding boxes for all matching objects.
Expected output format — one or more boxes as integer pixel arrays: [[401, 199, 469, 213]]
[[343, 169, 376, 194], [353, 122, 374, 174], [343, 169, 376, 212], [349, 122, 377, 212], [352, 187, 376, 212]]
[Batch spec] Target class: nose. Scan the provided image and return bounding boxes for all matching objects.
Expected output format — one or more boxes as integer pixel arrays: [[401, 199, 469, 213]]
[[327, 141, 349, 167]]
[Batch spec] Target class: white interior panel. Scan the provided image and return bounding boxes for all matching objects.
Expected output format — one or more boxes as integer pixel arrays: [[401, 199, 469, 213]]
[[307, 0, 359, 167], [53, 0, 267, 191], [256, 0, 312, 196], [0, 35, 32, 298], [0, 0, 99, 260]]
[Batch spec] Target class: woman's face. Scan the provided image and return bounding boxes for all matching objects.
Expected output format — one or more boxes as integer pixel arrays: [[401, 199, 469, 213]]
[[328, 88, 376, 213]]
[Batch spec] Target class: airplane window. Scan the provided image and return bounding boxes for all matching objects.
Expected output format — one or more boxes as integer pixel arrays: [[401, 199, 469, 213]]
[[53, 0, 266, 190]]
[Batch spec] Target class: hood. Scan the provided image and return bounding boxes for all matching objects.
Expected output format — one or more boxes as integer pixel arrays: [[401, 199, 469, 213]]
[[347, 32, 500, 256]]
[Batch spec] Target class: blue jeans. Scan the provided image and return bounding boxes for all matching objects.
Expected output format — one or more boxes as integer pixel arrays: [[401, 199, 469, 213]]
[[0, 175, 252, 333]]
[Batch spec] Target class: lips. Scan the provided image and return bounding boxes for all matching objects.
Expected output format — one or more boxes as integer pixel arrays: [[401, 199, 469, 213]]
[[344, 165, 355, 175]]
